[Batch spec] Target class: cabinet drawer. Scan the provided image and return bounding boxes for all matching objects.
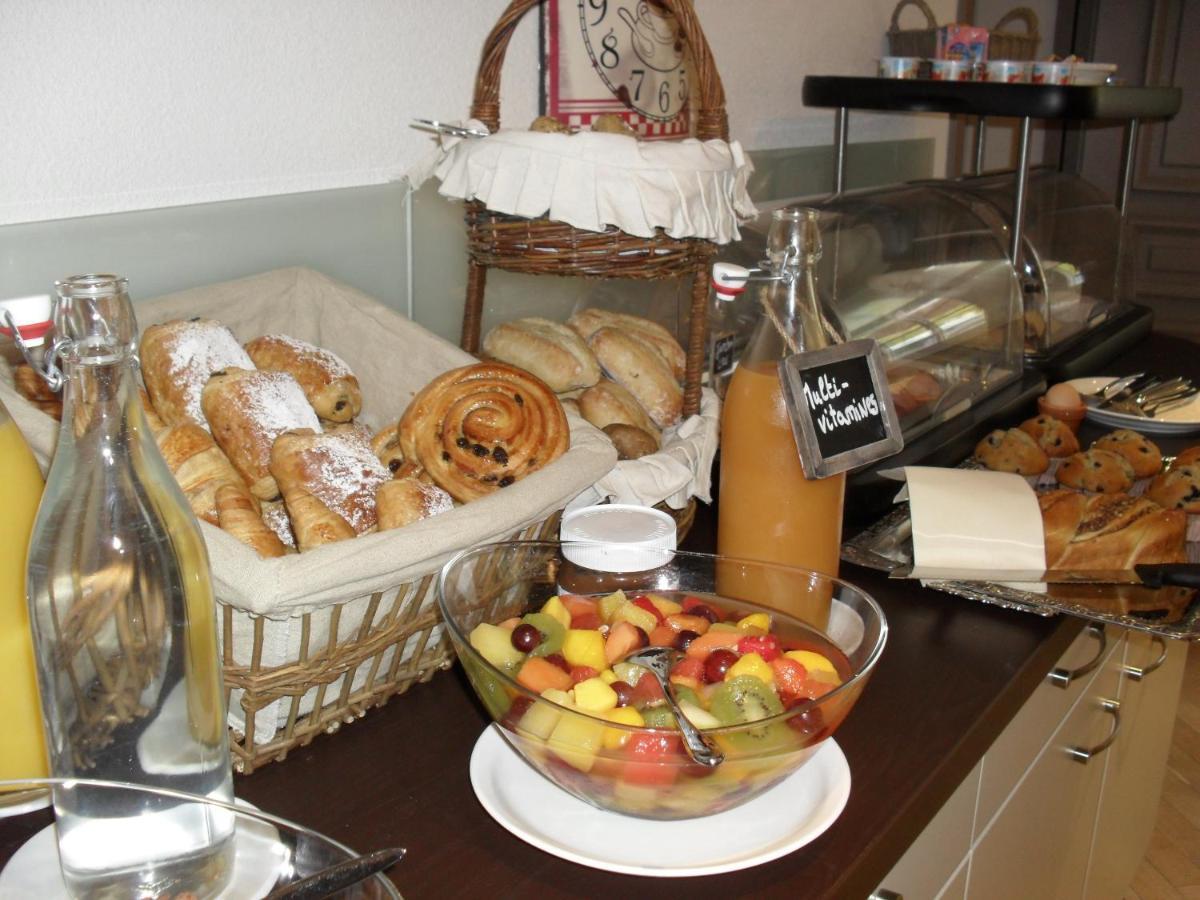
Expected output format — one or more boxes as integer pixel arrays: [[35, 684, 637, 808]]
[[873, 762, 981, 900], [977, 624, 1115, 828]]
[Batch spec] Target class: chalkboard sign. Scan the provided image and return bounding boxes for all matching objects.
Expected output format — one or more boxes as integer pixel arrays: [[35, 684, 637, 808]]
[[778, 339, 904, 479]]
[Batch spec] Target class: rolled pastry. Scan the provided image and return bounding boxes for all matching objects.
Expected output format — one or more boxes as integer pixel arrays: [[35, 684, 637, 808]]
[[140, 318, 254, 429], [376, 476, 454, 531], [482, 317, 601, 393], [259, 499, 297, 550], [1039, 489, 1186, 569], [215, 483, 287, 558], [201, 367, 322, 500], [587, 327, 682, 429], [397, 362, 569, 502], [244, 334, 362, 423], [568, 308, 686, 383], [269, 428, 392, 536], [155, 421, 255, 526]]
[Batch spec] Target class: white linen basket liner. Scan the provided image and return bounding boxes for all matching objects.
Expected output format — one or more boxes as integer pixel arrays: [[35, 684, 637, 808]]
[[0, 267, 617, 747]]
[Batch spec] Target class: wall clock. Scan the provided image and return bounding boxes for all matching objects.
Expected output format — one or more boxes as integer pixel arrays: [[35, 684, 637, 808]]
[[543, 0, 691, 138]]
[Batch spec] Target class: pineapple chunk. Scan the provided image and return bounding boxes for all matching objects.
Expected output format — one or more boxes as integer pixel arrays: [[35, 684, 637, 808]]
[[468, 623, 525, 672], [602, 706, 645, 749], [598, 590, 628, 624], [562, 629, 607, 671], [613, 601, 658, 634], [599, 668, 618, 684], [547, 713, 607, 772], [736, 612, 772, 634], [539, 595, 572, 631], [785, 649, 840, 680], [726, 651, 775, 686], [574, 677, 619, 713], [646, 593, 683, 617], [516, 697, 564, 740]]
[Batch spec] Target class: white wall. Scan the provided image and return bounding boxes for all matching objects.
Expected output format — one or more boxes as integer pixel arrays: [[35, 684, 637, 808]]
[[0, 0, 955, 227]]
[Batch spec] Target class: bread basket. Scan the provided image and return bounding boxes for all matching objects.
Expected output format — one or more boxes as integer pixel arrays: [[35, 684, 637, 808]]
[[886, 0, 940, 59], [989, 7, 1040, 61], [459, 0, 734, 420], [0, 267, 617, 773]]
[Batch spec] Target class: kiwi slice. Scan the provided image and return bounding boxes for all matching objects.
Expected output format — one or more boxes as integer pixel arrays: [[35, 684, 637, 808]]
[[708, 675, 784, 726], [521, 612, 565, 657], [673, 684, 703, 709], [641, 706, 678, 729]]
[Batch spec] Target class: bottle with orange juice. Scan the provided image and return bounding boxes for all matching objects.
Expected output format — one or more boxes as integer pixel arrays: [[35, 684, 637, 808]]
[[717, 208, 844, 628], [0, 397, 49, 815]]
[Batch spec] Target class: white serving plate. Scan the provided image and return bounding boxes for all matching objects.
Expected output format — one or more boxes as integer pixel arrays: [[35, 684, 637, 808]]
[[1070, 376, 1200, 436]]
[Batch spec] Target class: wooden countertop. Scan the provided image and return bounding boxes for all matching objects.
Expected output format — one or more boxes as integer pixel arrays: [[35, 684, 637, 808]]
[[4, 331, 1197, 898]]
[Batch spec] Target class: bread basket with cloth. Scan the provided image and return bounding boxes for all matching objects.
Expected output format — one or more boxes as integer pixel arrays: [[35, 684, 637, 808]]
[[0, 267, 617, 772]]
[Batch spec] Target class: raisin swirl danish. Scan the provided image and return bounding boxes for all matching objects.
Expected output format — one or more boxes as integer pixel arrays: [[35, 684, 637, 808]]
[[397, 362, 569, 502]]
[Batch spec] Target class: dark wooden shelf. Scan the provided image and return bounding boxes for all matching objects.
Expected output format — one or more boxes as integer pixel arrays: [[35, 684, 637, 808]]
[[802, 76, 1182, 121]]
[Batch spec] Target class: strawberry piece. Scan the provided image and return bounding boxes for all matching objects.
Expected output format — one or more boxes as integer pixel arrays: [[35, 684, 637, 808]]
[[631, 596, 665, 624], [569, 665, 600, 685], [622, 731, 682, 786], [680, 595, 706, 612], [737, 634, 782, 662], [669, 657, 705, 684]]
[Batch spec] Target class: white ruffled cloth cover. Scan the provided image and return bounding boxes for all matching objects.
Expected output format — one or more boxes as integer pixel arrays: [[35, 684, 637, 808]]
[[408, 121, 757, 245]]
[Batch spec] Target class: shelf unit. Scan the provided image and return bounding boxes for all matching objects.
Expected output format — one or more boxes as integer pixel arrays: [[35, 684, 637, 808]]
[[802, 77, 1181, 268]]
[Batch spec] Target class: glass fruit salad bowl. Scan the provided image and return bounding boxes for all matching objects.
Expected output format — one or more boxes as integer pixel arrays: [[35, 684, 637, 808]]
[[438, 540, 887, 821]]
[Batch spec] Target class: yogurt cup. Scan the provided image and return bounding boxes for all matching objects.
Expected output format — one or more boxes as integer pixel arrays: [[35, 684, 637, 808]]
[[878, 56, 920, 79], [1030, 61, 1072, 85], [982, 60, 1029, 83], [930, 59, 973, 82]]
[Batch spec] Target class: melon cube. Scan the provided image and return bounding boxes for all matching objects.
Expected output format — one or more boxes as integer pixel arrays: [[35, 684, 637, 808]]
[[548, 713, 606, 772], [573, 677, 619, 713], [469, 623, 525, 672], [539, 595, 572, 631]]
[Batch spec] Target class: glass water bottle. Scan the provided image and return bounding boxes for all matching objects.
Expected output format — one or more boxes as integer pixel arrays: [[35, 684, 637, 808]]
[[717, 208, 845, 628], [25, 275, 234, 899]]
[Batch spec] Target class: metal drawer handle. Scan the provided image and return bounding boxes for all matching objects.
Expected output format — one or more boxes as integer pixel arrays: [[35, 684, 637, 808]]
[[1048, 624, 1106, 689], [1067, 698, 1120, 763], [1123, 635, 1169, 681], [870, 891, 904, 900]]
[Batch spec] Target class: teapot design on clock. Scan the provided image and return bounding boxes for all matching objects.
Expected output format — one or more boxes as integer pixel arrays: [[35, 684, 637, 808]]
[[579, 0, 689, 121]]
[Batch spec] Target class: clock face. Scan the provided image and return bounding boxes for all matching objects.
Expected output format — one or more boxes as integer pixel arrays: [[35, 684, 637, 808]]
[[578, 0, 689, 123]]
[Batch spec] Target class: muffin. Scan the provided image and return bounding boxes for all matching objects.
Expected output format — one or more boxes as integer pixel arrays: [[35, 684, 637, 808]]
[[974, 428, 1049, 476], [1092, 429, 1163, 479], [1019, 415, 1080, 458], [1146, 464, 1200, 513], [1057, 449, 1135, 494]]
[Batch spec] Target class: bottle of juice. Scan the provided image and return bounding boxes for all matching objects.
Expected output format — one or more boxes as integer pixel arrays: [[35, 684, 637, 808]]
[[717, 208, 844, 628], [0, 399, 50, 815]]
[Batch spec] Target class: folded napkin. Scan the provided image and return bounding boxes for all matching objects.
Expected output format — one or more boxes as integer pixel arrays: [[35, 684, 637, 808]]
[[887, 466, 1047, 591]]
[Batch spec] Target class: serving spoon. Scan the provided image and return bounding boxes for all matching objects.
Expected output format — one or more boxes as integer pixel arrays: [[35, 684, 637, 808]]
[[624, 647, 725, 768]]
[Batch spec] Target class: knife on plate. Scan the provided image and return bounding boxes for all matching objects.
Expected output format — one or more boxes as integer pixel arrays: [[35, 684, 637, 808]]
[[890, 563, 1200, 588]]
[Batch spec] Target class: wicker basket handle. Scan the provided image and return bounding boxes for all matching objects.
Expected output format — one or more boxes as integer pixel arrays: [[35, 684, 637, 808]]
[[993, 6, 1039, 35], [471, 0, 728, 141], [889, 0, 938, 32]]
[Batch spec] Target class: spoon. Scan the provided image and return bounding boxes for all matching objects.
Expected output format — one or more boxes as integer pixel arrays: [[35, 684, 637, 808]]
[[265, 846, 406, 900], [623, 647, 725, 768]]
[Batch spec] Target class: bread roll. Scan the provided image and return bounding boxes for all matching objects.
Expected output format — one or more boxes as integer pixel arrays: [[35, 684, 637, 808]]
[[568, 308, 686, 383], [482, 318, 601, 393], [201, 367, 322, 500], [215, 483, 287, 558], [888, 366, 941, 417], [397, 362, 570, 503], [577, 379, 661, 445], [530, 115, 570, 134], [244, 334, 362, 423], [376, 476, 454, 531], [603, 423, 658, 460], [1092, 429, 1162, 478], [588, 327, 682, 429], [269, 428, 392, 536], [155, 421, 254, 525], [974, 428, 1049, 476], [1019, 414, 1080, 458], [140, 318, 254, 429], [1039, 489, 1186, 570], [1057, 449, 1134, 494]]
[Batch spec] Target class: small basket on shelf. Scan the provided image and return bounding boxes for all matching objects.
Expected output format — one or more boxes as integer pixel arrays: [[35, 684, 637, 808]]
[[886, 0, 941, 59], [989, 7, 1040, 61]]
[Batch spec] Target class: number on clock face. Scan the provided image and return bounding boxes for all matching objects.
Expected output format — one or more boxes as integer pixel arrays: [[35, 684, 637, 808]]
[[579, 0, 688, 122]]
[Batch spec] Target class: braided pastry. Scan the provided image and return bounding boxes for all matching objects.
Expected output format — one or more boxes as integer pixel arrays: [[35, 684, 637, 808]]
[[397, 362, 569, 502]]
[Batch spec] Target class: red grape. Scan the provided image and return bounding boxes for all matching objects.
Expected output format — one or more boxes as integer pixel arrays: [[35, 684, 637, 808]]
[[673, 629, 700, 652], [510, 623, 542, 653], [610, 680, 634, 707], [703, 648, 739, 684]]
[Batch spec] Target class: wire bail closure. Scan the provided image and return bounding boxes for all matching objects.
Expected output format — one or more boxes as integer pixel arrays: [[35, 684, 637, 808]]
[[2, 308, 65, 393]]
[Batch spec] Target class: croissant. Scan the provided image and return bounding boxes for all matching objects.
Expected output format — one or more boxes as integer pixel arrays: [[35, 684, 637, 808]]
[[244, 334, 362, 423], [270, 428, 391, 539], [155, 421, 255, 525], [277, 487, 355, 551], [216, 484, 287, 558], [376, 476, 454, 531], [139, 318, 253, 429], [397, 362, 569, 503], [201, 367, 321, 500]]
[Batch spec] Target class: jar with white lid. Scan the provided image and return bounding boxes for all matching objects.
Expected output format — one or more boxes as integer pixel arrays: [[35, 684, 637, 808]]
[[557, 504, 677, 595]]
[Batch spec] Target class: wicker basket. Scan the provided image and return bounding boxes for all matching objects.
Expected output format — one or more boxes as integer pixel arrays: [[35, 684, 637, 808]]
[[459, 0, 731, 419], [989, 7, 1040, 61], [887, 0, 940, 59]]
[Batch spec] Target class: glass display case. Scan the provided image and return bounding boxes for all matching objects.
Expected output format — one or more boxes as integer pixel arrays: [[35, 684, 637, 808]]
[[723, 187, 1024, 444], [938, 169, 1130, 357]]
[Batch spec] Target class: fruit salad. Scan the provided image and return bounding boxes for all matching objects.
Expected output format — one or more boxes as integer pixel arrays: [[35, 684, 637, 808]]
[[462, 588, 860, 819]]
